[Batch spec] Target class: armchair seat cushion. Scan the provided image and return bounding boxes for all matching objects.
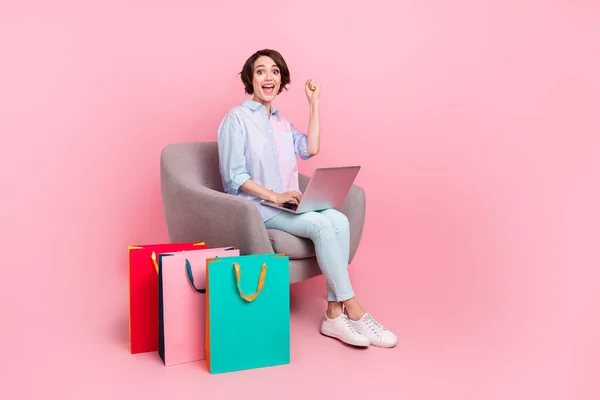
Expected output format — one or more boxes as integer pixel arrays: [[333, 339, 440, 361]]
[[266, 229, 315, 259]]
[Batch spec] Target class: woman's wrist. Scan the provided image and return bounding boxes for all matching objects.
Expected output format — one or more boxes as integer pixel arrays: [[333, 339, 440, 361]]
[[241, 179, 278, 202], [267, 190, 278, 203]]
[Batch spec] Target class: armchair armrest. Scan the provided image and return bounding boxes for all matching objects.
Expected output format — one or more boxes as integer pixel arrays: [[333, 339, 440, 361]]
[[161, 163, 274, 255], [298, 173, 366, 263]]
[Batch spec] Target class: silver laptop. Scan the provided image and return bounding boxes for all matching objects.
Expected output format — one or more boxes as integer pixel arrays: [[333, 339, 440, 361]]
[[261, 166, 361, 214]]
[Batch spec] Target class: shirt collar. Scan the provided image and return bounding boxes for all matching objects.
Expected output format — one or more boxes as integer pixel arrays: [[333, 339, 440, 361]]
[[241, 99, 280, 117]]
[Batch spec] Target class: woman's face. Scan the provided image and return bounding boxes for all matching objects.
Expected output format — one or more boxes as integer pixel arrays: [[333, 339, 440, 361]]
[[251, 56, 281, 105]]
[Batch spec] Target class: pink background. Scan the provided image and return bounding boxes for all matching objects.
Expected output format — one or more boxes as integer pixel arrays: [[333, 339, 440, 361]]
[[1, 1, 599, 399]]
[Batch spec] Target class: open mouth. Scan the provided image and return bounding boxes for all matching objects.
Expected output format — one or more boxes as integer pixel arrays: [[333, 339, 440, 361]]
[[262, 84, 276, 95]]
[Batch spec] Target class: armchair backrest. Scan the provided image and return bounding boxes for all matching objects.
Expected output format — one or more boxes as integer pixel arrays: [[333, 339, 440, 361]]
[[160, 142, 224, 193]]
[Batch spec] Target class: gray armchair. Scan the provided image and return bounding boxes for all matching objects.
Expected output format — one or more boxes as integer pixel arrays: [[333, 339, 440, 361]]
[[160, 142, 366, 284]]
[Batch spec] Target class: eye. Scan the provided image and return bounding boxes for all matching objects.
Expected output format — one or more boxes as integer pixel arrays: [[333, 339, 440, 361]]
[[273, 70, 279, 75], [257, 70, 263, 75]]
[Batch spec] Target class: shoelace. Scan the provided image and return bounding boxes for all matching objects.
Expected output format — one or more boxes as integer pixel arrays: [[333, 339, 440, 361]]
[[364, 314, 384, 336], [341, 315, 361, 334], [342, 308, 384, 336]]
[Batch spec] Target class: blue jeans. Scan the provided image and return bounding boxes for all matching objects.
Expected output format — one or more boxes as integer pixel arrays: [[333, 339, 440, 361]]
[[264, 208, 354, 302]]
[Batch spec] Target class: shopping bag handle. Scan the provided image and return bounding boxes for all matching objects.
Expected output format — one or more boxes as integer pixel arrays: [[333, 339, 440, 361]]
[[234, 263, 266, 302], [185, 259, 206, 293], [151, 252, 160, 273]]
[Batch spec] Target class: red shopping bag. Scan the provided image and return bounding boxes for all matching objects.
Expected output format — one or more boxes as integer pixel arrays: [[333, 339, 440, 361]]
[[128, 241, 207, 354]]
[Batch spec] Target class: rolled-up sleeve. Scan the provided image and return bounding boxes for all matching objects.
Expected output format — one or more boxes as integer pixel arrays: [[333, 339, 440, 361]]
[[291, 124, 312, 160], [217, 112, 251, 194]]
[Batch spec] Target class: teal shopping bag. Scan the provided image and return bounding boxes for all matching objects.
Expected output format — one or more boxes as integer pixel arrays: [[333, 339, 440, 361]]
[[205, 253, 290, 374]]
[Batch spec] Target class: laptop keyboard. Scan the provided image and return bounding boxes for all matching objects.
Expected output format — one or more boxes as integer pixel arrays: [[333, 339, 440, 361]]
[[282, 202, 298, 211]]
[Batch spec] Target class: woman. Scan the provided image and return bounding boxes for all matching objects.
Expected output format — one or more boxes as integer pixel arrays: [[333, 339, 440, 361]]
[[217, 49, 397, 348]]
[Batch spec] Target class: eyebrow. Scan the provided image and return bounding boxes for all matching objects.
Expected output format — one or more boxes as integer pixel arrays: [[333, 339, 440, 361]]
[[254, 64, 279, 70]]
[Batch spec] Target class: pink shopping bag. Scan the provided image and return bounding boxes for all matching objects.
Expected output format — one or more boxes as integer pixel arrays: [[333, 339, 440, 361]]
[[157, 246, 239, 366]]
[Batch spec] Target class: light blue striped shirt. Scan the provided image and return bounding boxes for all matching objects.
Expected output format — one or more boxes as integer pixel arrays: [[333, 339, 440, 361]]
[[217, 100, 312, 221]]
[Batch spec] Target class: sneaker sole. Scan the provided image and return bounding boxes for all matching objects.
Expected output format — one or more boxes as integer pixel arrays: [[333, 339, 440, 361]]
[[320, 326, 370, 347], [369, 341, 397, 348]]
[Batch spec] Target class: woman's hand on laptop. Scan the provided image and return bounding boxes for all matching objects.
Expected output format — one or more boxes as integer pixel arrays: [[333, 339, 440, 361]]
[[272, 190, 303, 205]]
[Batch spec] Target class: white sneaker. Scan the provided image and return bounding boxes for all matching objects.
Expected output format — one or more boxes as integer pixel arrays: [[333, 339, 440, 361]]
[[347, 312, 398, 348], [320, 313, 370, 347]]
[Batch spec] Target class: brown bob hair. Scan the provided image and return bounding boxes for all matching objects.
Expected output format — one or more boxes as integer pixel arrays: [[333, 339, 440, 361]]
[[240, 49, 291, 95]]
